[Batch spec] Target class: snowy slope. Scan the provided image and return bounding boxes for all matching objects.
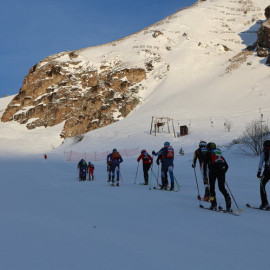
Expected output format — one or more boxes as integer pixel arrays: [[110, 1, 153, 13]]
[[0, 1, 270, 269]]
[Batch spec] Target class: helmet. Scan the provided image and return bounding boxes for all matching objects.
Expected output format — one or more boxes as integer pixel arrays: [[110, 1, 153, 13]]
[[263, 140, 270, 149], [141, 149, 146, 154], [207, 142, 216, 150], [199, 141, 207, 148], [88, 162, 91, 165], [112, 148, 117, 152], [164, 141, 170, 147]]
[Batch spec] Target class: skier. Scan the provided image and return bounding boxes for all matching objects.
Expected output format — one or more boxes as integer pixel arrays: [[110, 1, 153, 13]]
[[156, 153, 168, 189], [107, 148, 123, 186], [192, 141, 210, 201], [152, 141, 175, 190], [204, 142, 231, 211], [77, 159, 87, 181], [137, 150, 153, 185], [256, 140, 270, 210], [87, 162, 95, 181]]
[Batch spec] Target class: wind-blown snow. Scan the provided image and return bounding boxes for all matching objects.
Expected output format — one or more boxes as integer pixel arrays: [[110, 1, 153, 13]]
[[0, 0, 270, 269]]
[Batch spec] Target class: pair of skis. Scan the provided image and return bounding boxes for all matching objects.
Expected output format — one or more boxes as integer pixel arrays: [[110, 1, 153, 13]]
[[152, 186, 178, 192], [246, 203, 270, 211], [199, 204, 240, 216], [199, 202, 270, 216]]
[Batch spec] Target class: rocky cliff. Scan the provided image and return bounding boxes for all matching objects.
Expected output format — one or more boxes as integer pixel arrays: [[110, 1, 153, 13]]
[[257, 5, 270, 63], [1, 50, 148, 138]]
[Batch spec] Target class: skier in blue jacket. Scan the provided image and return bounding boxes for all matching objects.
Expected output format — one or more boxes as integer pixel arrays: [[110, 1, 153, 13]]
[[107, 149, 123, 186], [152, 142, 175, 190], [77, 159, 87, 181]]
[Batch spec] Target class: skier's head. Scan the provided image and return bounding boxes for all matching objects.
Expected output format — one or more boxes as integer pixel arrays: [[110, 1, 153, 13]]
[[88, 162, 91, 165], [141, 149, 147, 154], [112, 148, 117, 152], [263, 140, 270, 150], [199, 141, 207, 148], [164, 141, 170, 147], [207, 142, 216, 150]]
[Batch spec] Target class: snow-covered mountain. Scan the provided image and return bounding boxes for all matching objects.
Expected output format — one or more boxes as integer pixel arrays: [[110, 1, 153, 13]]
[[1, 0, 270, 154]]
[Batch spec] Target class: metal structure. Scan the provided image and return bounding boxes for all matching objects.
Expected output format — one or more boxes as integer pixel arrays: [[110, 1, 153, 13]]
[[150, 116, 176, 138]]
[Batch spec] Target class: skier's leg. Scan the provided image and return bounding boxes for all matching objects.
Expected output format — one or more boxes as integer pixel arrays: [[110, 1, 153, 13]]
[[168, 166, 174, 190], [260, 173, 270, 207], [217, 172, 231, 210], [209, 171, 217, 209]]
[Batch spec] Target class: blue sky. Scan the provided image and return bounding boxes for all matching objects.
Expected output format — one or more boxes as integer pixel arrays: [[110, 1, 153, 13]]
[[0, 0, 195, 97]]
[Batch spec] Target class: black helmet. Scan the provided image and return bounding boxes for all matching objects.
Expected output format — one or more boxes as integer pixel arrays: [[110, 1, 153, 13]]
[[199, 141, 207, 148], [112, 148, 117, 152], [263, 140, 270, 149], [207, 142, 216, 150]]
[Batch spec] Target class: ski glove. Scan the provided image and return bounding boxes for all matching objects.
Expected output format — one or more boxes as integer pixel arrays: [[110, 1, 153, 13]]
[[152, 151, 156, 155], [257, 171, 261, 179], [192, 164, 195, 168]]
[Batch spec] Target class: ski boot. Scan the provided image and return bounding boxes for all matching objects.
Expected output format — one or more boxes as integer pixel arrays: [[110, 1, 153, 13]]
[[225, 195, 232, 212], [169, 183, 174, 191], [111, 178, 115, 186], [260, 203, 270, 210], [209, 197, 217, 210], [203, 186, 210, 201]]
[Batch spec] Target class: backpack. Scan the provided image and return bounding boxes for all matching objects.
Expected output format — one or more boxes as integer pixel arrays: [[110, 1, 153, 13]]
[[199, 147, 208, 161], [143, 152, 150, 161], [112, 151, 120, 160], [210, 148, 225, 165], [166, 146, 174, 158]]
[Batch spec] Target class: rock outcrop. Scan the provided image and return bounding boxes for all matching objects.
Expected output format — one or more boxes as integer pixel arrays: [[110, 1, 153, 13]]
[[257, 5, 270, 61], [1, 51, 147, 138]]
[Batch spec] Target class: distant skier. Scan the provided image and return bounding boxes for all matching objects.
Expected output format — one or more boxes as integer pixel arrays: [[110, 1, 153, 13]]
[[107, 149, 123, 186], [192, 141, 210, 201], [87, 162, 95, 181], [156, 153, 168, 189], [78, 159, 87, 181], [256, 140, 270, 210], [137, 150, 153, 185], [204, 142, 231, 211], [152, 141, 175, 190]]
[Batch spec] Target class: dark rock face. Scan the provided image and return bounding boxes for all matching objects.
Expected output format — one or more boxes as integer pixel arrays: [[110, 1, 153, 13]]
[[256, 6, 270, 58], [265, 5, 270, 20]]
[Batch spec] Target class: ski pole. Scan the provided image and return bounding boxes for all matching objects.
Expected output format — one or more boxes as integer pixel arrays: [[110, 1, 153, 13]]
[[193, 168, 201, 200], [118, 165, 123, 183], [149, 164, 153, 190], [120, 172, 123, 183], [259, 177, 267, 195], [157, 164, 160, 188], [150, 167, 158, 182], [173, 175, 181, 191], [225, 180, 242, 212], [134, 162, 139, 184]]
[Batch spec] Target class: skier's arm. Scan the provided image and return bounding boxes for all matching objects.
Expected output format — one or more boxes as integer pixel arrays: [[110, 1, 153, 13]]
[[152, 147, 165, 157], [137, 154, 142, 162], [224, 160, 229, 173], [257, 152, 265, 177]]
